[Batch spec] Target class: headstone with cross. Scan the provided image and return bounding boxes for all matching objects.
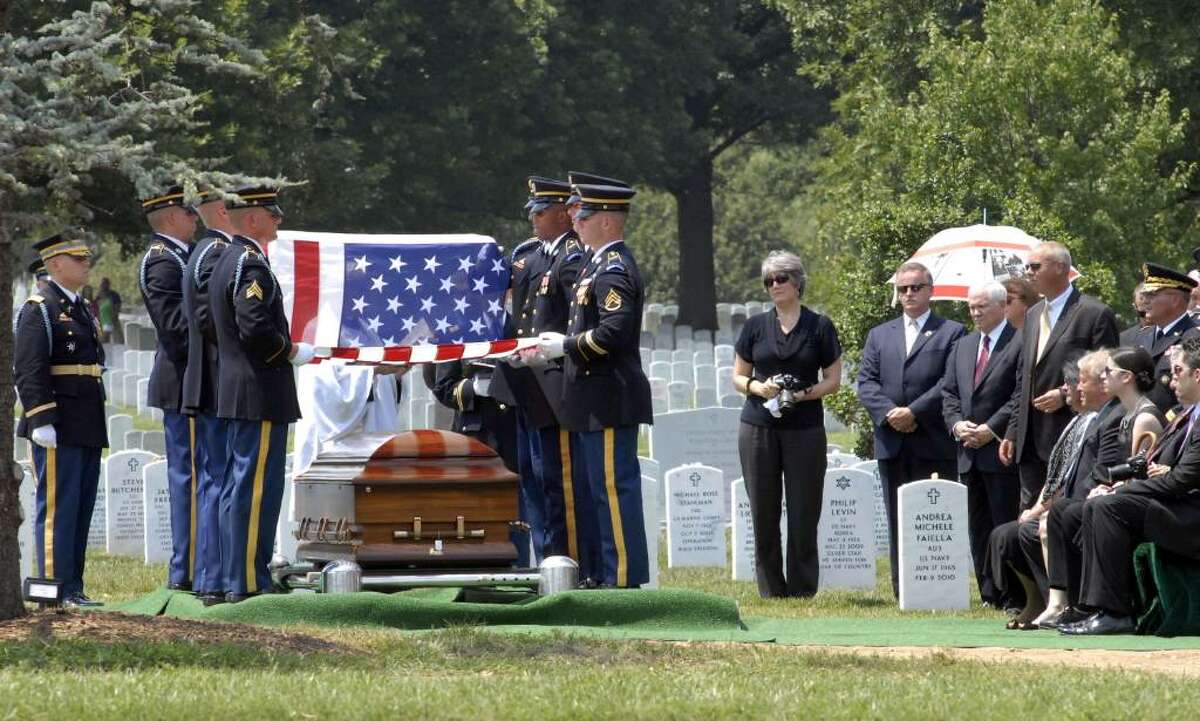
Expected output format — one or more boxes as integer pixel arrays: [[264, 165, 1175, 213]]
[[649, 407, 741, 521], [104, 450, 156, 556], [665, 464, 726, 568], [817, 468, 876, 589], [897, 478, 970, 610]]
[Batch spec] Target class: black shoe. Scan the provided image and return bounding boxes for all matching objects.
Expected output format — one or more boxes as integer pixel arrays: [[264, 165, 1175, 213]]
[[200, 592, 228, 607], [63, 594, 103, 608], [1052, 606, 1093, 628], [166, 582, 192, 592], [1059, 611, 1135, 636], [225, 592, 260, 604]]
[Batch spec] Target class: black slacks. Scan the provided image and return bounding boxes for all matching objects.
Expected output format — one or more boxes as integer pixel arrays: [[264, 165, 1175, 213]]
[[985, 519, 1043, 607], [1017, 456, 1048, 511], [962, 467, 1021, 604], [1046, 497, 1087, 605], [1079, 493, 1155, 617], [738, 422, 826, 598], [878, 454, 959, 597]]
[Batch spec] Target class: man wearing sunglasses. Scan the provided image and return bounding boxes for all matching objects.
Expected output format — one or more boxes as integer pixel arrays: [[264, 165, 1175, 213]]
[[999, 242, 1119, 510], [857, 261, 965, 597], [138, 185, 200, 593]]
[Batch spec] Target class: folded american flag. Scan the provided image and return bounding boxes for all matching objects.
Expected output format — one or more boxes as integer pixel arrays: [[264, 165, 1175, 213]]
[[271, 231, 512, 361]]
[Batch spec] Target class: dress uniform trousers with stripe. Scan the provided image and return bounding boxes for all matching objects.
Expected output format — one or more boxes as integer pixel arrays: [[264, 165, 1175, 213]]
[[209, 237, 301, 595], [14, 281, 109, 597], [560, 241, 653, 587], [183, 230, 235, 595], [140, 234, 201, 588]]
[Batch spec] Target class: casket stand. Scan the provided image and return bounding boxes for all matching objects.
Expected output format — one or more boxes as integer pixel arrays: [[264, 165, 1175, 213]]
[[271, 430, 577, 595]]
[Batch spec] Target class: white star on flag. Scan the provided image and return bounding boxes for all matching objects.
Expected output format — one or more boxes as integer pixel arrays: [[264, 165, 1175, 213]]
[[370, 274, 388, 292], [405, 276, 422, 294], [423, 255, 442, 273], [386, 295, 402, 314], [458, 256, 473, 272], [469, 317, 486, 334], [491, 258, 506, 275], [352, 296, 369, 313], [401, 316, 417, 333], [439, 277, 455, 293], [472, 277, 489, 294], [366, 315, 383, 333], [453, 297, 469, 313], [434, 316, 452, 333], [353, 255, 371, 273], [487, 298, 503, 316], [389, 255, 407, 272], [383, 336, 396, 346], [420, 296, 436, 313]]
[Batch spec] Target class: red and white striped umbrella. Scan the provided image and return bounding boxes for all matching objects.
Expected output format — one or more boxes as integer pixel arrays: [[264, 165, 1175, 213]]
[[890, 224, 1079, 301]]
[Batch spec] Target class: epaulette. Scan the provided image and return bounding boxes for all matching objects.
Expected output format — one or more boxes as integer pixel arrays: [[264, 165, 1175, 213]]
[[27, 294, 44, 304], [150, 242, 167, 254], [511, 238, 540, 259]]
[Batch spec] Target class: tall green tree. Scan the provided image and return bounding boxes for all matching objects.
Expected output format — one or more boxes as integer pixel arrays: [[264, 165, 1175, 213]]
[[778, 0, 1195, 455], [0, 0, 263, 619]]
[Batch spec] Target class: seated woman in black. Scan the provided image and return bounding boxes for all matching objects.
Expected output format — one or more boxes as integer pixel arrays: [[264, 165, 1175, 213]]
[[732, 250, 842, 598]]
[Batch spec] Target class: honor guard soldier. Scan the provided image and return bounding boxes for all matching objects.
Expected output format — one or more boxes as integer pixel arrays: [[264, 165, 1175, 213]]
[[209, 187, 313, 602], [14, 232, 108, 606], [1133, 262, 1198, 414], [138, 185, 200, 592], [183, 188, 239, 605], [538, 181, 652, 588], [492, 176, 587, 566]]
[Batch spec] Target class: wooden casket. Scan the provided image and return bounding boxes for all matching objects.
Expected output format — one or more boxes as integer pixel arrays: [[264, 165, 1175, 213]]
[[293, 430, 520, 568]]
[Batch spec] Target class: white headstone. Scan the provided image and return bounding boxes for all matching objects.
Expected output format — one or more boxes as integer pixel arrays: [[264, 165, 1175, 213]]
[[714, 329, 735, 345], [745, 301, 764, 316], [654, 328, 675, 352], [693, 364, 717, 390], [107, 414, 134, 453], [648, 361, 671, 382], [666, 381, 693, 412], [898, 479, 970, 610], [670, 361, 692, 383], [675, 337, 694, 352], [123, 349, 139, 376], [715, 366, 735, 394], [720, 394, 742, 409], [277, 463, 299, 562], [13, 435, 30, 463], [18, 464, 35, 580], [671, 349, 692, 364], [105, 450, 156, 556], [141, 460, 172, 564], [665, 464, 726, 567], [853, 460, 890, 558], [827, 452, 861, 468], [108, 344, 128, 370], [649, 378, 669, 415], [136, 378, 151, 418], [124, 429, 144, 451], [107, 369, 126, 406], [827, 444, 844, 454], [731, 478, 755, 581], [643, 306, 662, 334], [88, 469, 108, 551], [817, 468, 876, 590], [714, 344, 735, 368], [692, 329, 712, 346], [651, 349, 672, 364], [649, 408, 741, 510], [637, 456, 660, 481], [639, 347, 652, 370], [122, 374, 140, 411], [692, 349, 713, 368], [642, 476, 659, 589], [674, 324, 693, 344], [137, 350, 155, 377], [142, 430, 166, 456], [715, 303, 733, 331], [694, 388, 717, 408]]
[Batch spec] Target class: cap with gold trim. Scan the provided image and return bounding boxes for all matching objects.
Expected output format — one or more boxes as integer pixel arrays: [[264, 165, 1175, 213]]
[[524, 176, 571, 214], [228, 186, 284, 218], [572, 182, 636, 220], [34, 231, 92, 263], [565, 171, 630, 208], [26, 257, 48, 279], [140, 184, 192, 215], [1142, 262, 1196, 292]]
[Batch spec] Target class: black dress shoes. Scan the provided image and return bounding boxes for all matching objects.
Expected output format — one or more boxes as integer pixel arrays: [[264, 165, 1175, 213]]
[[1042, 606, 1092, 630], [225, 592, 260, 604], [200, 592, 228, 607], [166, 582, 192, 592], [63, 594, 104, 608], [1059, 611, 1135, 635]]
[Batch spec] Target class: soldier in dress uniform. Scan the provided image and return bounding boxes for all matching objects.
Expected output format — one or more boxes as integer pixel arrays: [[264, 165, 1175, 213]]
[[14, 232, 108, 606], [538, 181, 652, 588], [433, 360, 520, 474], [492, 176, 587, 566], [1133, 262, 1198, 414], [138, 185, 200, 592], [208, 187, 313, 602], [182, 187, 240, 605]]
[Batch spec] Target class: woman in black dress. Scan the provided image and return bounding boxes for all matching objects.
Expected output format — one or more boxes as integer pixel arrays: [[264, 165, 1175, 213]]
[[732, 250, 842, 598]]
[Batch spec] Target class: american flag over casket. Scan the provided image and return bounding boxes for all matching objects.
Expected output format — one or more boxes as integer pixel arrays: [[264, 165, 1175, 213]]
[[269, 231, 531, 363]]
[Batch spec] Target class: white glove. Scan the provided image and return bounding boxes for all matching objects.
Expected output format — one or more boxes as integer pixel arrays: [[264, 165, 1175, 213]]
[[31, 425, 57, 449], [289, 342, 315, 366], [472, 374, 492, 398], [538, 332, 565, 360]]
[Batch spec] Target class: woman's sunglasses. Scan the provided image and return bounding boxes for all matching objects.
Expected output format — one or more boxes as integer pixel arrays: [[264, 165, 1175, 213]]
[[763, 274, 791, 288]]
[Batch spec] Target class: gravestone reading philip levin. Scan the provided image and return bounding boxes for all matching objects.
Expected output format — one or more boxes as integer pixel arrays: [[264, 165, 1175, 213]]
[[650, 407, 741, 518], [898, 479, 970, 610], [142, 460, 173, 564], [105, 450, 155, 556], [817, 468, 875, 590], [665, 464, 726, 567]]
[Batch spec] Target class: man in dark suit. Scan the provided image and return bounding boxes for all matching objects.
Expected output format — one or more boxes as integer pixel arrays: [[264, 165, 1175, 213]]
[[1062, 337, 1200, 634], [1119, 284, 1150, 346], [1000, 241, 1120, 509], [138, 185, 200, 592], [857, 261, 965, 596], [1133, 263, 1197, 413], [942, 281, 1020, 606]]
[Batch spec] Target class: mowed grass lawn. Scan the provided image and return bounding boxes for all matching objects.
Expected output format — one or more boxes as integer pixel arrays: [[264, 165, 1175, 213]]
[[0, 553, 1194, 720]]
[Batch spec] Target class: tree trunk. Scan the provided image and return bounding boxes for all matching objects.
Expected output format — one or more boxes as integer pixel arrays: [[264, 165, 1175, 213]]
[[0, 194, 26, 619], [672, 160, 718, 331]]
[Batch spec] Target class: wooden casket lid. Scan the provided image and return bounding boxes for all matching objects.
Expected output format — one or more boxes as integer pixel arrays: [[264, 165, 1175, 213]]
[[299, 430, 515, 486]]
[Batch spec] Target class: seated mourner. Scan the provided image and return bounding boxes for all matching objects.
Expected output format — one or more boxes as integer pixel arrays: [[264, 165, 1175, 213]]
[[984, 350, 1120, 629], [1058, 337, 1200, 635]]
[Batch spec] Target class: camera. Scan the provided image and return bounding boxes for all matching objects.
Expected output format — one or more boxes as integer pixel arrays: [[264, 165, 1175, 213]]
[[769, 374, 810, 414], [1100, 453, 1150, 484]]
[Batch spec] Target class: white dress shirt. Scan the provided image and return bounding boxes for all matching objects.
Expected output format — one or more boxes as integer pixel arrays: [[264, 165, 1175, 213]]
[[904, 309, 931, 354]]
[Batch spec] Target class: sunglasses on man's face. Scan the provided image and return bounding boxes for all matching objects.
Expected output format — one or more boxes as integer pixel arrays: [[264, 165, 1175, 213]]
[[763, 274, 791, 288], [896, 283, 928, 295], [1024, 262, 1043, 272]]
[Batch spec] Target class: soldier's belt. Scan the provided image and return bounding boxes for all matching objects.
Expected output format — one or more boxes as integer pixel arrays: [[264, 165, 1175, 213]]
[[49, 364, 103, 378]]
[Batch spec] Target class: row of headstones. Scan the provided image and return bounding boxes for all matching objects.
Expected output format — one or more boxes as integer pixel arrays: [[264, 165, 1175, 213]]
[[12, 422, 167, 463], [122, 317, 159, 352], [102, 344, 163, 423], [657, 462, 971, 609], [640, 302, 772, 351], [16, 449, 299, 582], [643, 347, 738, 412]]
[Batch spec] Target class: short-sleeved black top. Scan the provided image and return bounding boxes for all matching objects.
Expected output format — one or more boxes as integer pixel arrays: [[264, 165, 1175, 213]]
[[735, 306, 842, 428]]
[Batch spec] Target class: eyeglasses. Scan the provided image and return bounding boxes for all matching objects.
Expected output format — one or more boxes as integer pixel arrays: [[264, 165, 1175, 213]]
[[896, 283, 928, 295], [763, 274, 791, 288], [1101, 366, 1128, 378], [1024, 262, 1043, 272]]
